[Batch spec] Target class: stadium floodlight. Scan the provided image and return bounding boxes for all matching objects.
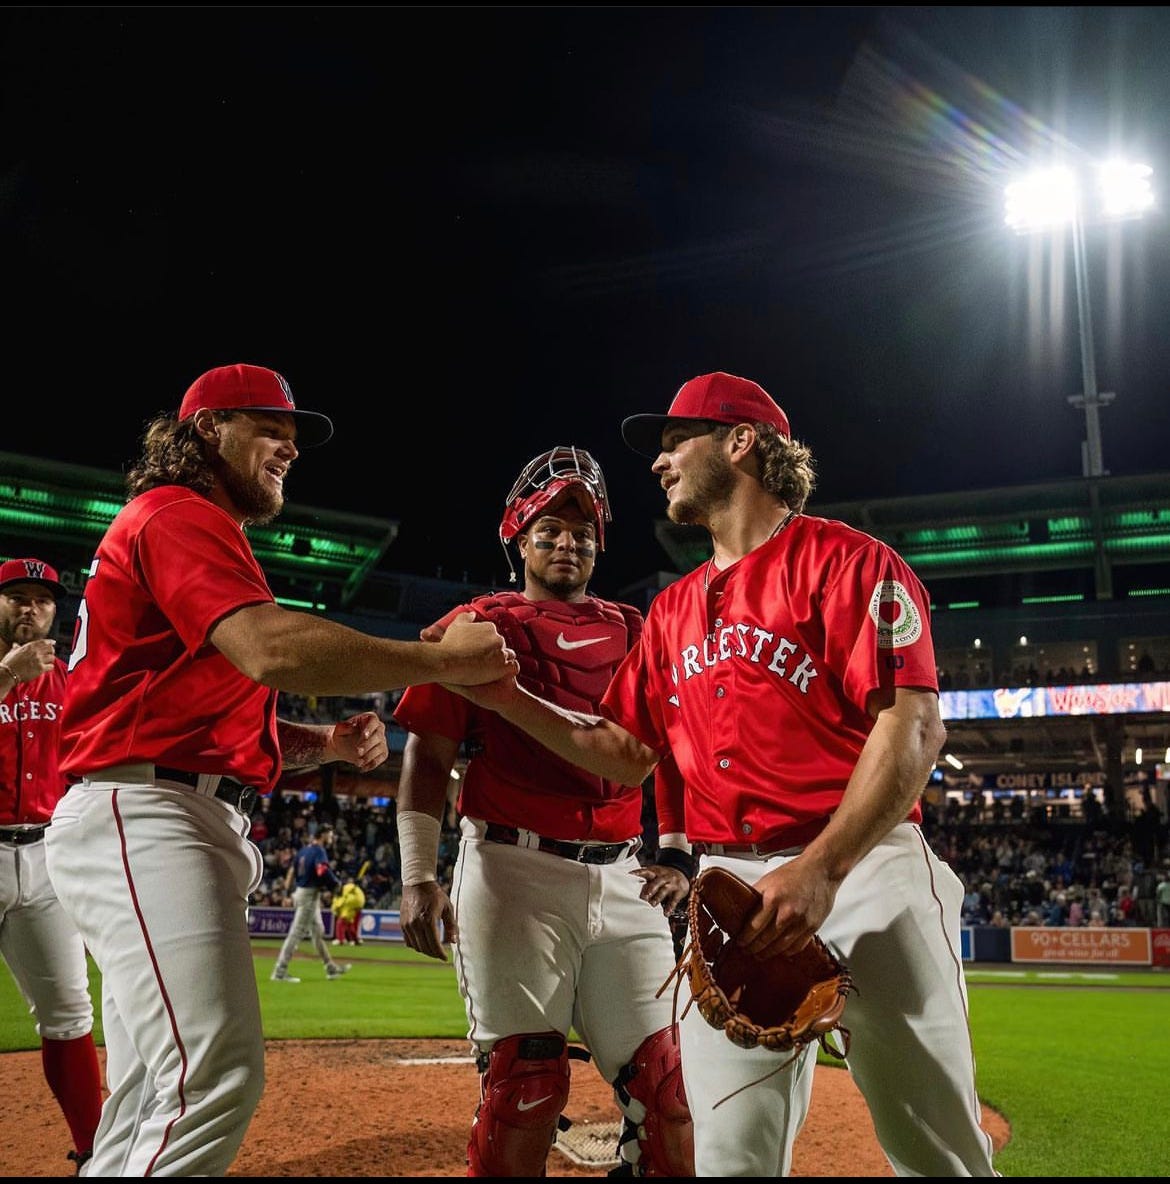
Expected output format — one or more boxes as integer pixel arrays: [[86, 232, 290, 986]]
[[1004, 159, 1156, 478], [1096, 160, 1155, 221], [1004, 166, 1078, 232]]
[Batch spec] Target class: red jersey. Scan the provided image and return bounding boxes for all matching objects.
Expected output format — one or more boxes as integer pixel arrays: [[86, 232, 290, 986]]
[[394, 591, 648, 842], [0, 657, 67, 824], [60, 486, 281, 791], [601, 514, 937, 847]]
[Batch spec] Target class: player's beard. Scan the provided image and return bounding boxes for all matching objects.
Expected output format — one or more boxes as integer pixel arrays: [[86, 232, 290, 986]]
[[528, 564, 589, 599], [667, 447, 734, 527], [217, 460, 283, 525], [0, 614, 49, 647]]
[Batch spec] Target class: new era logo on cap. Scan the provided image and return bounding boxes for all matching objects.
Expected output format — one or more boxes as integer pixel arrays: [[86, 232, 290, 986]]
[[178, 363, 334, 447], [0, 558, 67, 600], [620, 371, 791, 457]]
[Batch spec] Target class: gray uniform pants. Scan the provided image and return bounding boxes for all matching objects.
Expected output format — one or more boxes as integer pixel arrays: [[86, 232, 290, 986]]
[[274, 887, 335, 974]]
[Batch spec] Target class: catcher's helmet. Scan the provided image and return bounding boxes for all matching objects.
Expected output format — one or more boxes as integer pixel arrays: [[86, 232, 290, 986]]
[[499, 446, 611, 552]]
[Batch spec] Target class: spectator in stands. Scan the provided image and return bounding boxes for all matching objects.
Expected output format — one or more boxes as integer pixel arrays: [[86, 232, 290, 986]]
[[961, 881, 986, 925], [1021, 869, 1045, 909], [1112, 885, 1137, 926], [248, 810, 269, 845], [1042, 891, 1068, 927], [1021, 841, 1047, 877], [1066, 892, 1085, 928], [1085, 888, 1110, 927]]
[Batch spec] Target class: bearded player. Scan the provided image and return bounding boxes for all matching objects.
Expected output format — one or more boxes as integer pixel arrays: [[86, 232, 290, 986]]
[[394, 446, 695, 1177], [43, 363, 516, 1177], [436, 376, 998, 1177]]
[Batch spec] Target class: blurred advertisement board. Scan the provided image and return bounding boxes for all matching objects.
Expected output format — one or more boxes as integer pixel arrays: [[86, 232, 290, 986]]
[[1010, 926, 1151, 965]]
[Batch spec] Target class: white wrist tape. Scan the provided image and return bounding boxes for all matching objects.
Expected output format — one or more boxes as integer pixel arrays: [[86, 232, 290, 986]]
[[658, 831, 692, 855], [397, 810, 441, 886]]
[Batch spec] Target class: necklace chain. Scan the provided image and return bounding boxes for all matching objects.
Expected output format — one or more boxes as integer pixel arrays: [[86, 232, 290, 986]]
[[704, 509, 798, 592]]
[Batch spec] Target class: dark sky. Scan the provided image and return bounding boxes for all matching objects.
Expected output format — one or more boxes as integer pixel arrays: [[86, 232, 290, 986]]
[[3, 7, 1169, 597]]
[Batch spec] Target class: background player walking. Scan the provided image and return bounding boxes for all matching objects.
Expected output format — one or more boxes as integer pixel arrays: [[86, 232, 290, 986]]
[[271, 822, 350, 981], [394, 446, 695, 1177], [0, 557, 103, 1175], [440, 374, 998, 1177], [44, 363, 518, 1177]]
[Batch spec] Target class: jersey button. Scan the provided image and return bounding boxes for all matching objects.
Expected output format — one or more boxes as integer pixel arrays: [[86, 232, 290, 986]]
[[718, 758, 730, 769], [25, 772, 33, 780], [741, 823, 753, 836], [715, 686, 725, 698]]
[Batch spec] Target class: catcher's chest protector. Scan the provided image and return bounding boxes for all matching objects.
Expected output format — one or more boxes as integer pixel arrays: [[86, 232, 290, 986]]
[[476, 592, 642, 712]]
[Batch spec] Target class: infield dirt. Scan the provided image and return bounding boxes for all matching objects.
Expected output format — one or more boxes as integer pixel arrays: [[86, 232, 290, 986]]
[[1, 1037, 1008, 1176]]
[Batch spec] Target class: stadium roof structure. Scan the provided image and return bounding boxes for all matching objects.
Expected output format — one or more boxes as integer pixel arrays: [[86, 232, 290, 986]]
[[0, 450, 399, 613], [654, 470, 1170, 602]]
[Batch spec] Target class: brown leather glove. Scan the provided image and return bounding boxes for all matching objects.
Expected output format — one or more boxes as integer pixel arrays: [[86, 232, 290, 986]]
[[681, 866, 856, 1056]]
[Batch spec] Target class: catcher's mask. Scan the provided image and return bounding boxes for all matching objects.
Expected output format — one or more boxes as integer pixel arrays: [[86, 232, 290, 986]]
[[499, 446, 612, 583]]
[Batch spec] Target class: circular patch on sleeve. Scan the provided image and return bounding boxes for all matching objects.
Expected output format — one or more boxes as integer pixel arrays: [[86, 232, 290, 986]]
[[868, 580, 923, 648]]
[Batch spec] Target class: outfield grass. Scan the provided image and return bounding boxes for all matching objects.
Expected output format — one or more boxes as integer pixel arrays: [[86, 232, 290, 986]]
[[3, 943, 1167, 1175]]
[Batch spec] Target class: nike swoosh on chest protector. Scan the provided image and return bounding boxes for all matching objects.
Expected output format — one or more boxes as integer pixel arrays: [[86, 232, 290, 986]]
[[555, 632, 610, 650], [517, 1094, 555, 1111]]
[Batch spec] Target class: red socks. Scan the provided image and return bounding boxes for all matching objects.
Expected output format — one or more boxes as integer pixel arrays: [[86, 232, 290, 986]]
[[41, 1034, 103, 1155]]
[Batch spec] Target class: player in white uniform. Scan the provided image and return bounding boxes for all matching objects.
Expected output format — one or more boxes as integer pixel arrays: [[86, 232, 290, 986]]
[[42, 363, 517, 1177], [437, 374, 998, 1177]]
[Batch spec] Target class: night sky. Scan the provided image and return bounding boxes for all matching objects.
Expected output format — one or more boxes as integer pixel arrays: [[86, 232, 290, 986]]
[[3, 7, 1169, 596]]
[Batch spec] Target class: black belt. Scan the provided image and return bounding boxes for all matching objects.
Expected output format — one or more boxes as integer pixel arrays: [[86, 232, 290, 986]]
[[693, 839, 805, 859], [0, 823, 49, 845], [155, 767, 259, 816], [484, 823, 635, 865]]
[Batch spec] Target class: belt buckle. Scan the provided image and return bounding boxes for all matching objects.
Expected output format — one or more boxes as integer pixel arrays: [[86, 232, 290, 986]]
[[217, 780, 257, 816], [578, 840, 613, 864]]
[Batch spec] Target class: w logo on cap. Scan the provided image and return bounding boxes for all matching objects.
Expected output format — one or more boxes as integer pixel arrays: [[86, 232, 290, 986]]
[[0, 557, 65, 596], [276, 373, 295, 408]]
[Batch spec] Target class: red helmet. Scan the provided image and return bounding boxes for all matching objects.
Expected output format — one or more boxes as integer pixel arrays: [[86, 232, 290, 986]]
[[499, 446, 611, 552]]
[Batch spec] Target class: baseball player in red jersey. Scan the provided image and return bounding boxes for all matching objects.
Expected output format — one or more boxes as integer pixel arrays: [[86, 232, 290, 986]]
[[0, 558, 103, 1175], [43, 363, 518, 1177], [394, 446, 694, 1177], [439, 374, 998, 1177]]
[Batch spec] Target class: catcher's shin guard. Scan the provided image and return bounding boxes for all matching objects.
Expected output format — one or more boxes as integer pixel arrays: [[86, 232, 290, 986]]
[[611, 1024, 694, 1177], [467, 1032, 572, 1177]]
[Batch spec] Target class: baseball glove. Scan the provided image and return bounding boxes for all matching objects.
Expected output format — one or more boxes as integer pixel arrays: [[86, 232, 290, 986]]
[[668, 866, 855, 1057]]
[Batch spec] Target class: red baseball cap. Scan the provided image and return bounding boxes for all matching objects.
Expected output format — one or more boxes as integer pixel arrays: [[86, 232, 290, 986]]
[[0, 558, 67, 600], [178, 364, 334, 447], [621, 371, 791, 457]]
